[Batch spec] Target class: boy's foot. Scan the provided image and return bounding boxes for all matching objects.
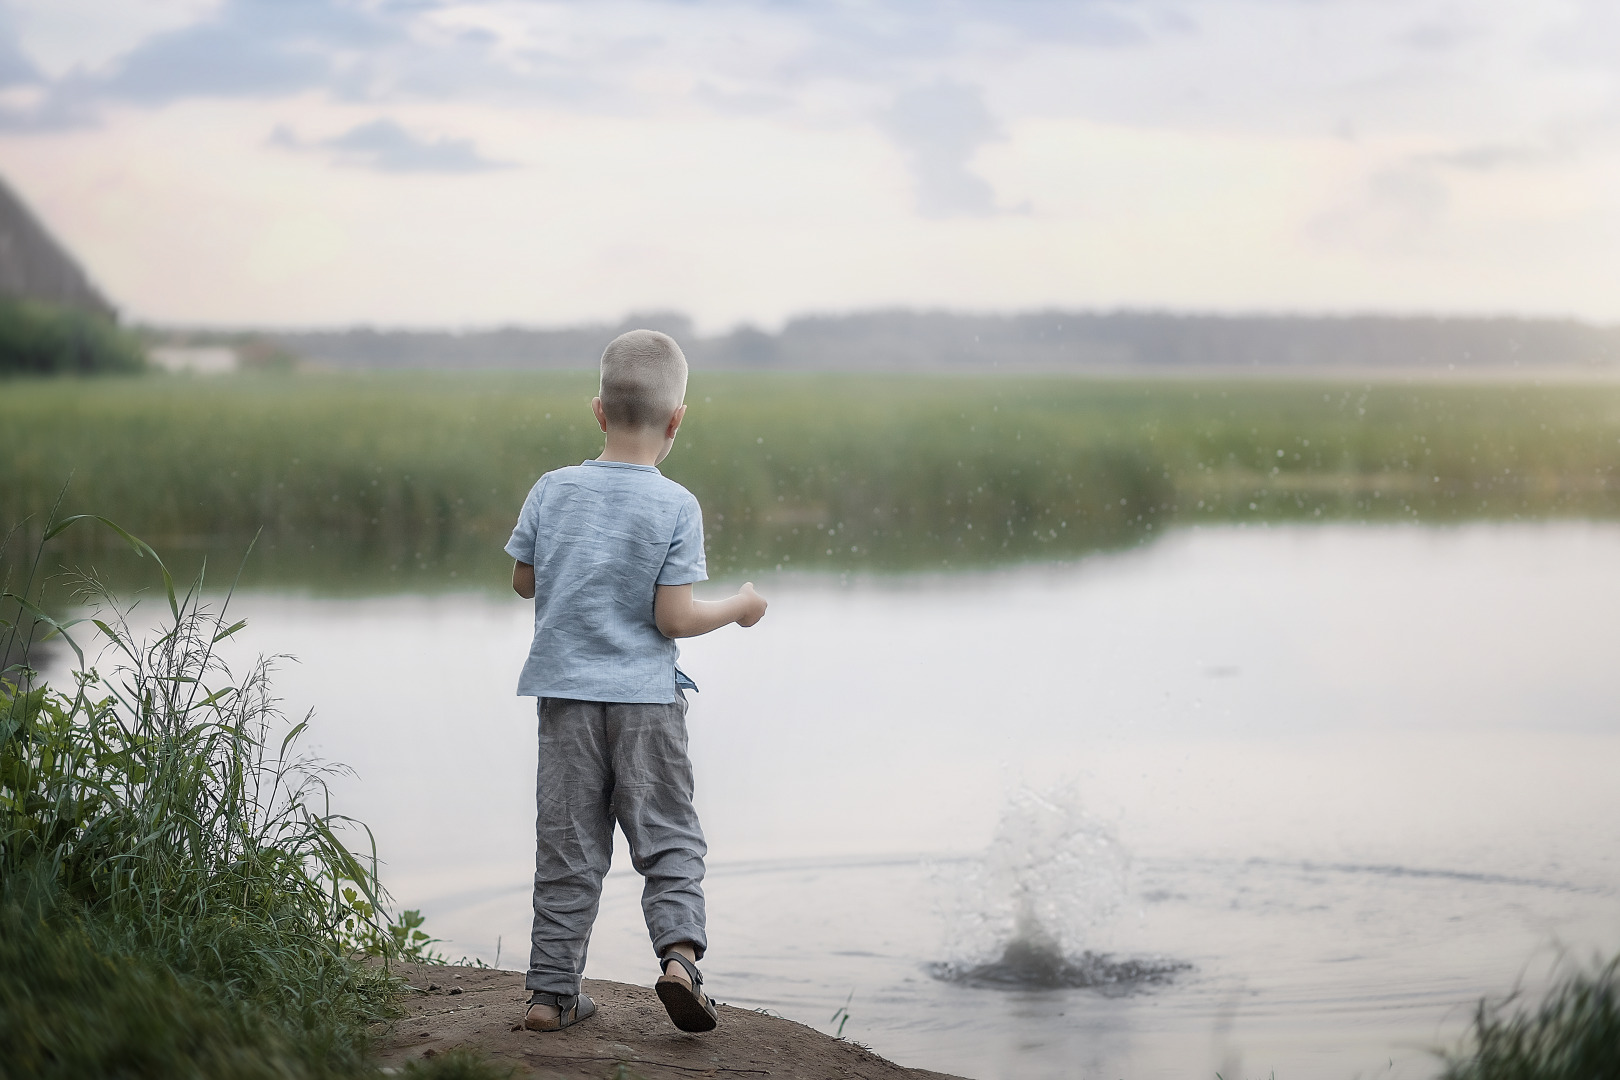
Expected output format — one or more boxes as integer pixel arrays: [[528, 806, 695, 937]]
[[523, 990, 597, 1032], [656, 951, 719, 1032]]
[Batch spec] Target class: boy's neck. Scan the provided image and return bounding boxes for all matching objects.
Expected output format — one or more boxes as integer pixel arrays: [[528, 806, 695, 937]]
[[590, 398, 684, 467], [597, 429, 665, 467]]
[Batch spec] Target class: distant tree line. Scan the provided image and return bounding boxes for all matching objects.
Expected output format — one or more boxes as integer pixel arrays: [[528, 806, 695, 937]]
[[272, 310, 1620, 373], [0, 299, 145, 376]]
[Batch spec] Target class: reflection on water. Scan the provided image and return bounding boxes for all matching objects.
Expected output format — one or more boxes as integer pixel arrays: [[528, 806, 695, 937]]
[[39, 522, 1620, 1080]]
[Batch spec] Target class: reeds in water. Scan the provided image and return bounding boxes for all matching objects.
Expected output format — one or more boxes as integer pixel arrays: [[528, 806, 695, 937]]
[[5, 372, 1619, 589]]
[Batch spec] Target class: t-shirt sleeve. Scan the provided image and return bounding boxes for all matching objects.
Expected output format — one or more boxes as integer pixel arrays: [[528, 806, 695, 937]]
[[504, 478, 546, 563], [657, 498, 708, 586]]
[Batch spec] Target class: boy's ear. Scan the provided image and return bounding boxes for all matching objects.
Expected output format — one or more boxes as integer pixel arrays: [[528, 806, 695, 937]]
[[666, 403, 687, 439], [591, 397, 608, 433]]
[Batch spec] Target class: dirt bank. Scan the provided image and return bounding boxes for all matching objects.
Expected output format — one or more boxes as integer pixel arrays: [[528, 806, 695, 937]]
[[376, 963, 968, 1080]]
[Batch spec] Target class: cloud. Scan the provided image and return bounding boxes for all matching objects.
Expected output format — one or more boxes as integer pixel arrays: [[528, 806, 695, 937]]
[[0, 26, 38, 87], [271, 117, 512, 173], [5, 1, 1620, 191], [0, 0, 531, 126], [0, 13, 52, 127], [881, 80, 1003, 218], [692, 80, 793, 117], [971, 1, 1157, 48], [1398, 20, 1476, 53], [0, 0, 400, 130], [0, 0, 1167, 130], [1310, 165, 1450, 253], [1421, 142, 1564, 172], [103, 0, 396, 102]]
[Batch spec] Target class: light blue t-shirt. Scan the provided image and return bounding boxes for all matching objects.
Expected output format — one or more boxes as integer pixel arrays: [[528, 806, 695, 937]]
[[505, 459, 707, 703]]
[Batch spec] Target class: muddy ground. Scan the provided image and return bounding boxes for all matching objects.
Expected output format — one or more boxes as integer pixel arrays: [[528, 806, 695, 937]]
[[375, 963, 968, 1080]]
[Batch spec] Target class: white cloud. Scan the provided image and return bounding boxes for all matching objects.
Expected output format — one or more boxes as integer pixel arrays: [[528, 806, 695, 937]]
[[270, 116, 512, 173], [881, 81, 1002, 218], [1310, 165, 1451, 254], [1, 0, 219, 79]]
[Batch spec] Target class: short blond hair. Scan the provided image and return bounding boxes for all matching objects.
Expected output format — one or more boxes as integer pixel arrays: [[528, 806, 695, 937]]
[[598, 329, 688, 429]]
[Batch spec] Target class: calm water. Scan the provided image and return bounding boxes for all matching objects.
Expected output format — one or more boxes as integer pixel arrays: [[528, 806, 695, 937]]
[[55, 523, 1620, 1079]]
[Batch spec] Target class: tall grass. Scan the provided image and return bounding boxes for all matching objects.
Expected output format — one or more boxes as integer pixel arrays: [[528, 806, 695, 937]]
[[0, 511, 489, 1079], [1441, 956, 1620, 1080], [2, 371, 1619, 588]]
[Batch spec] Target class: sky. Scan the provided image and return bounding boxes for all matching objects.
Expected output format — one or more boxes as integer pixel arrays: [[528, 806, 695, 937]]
[[1, 0, 1618, 330]]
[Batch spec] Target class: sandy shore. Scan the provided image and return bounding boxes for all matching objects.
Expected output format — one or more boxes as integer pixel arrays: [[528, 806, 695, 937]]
[[376, 963, 968, 1080]]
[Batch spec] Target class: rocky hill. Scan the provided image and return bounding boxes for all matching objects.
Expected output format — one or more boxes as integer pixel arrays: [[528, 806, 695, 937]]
[[0, 176, 114, 317]]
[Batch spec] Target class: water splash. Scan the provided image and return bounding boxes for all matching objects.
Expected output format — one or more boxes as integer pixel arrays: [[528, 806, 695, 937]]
[[932, 783, 1190, 994], [930, 947, 1190, 993]]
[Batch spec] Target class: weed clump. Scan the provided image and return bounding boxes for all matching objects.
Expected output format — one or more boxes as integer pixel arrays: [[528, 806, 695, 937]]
[[1441, 956, 1620, 1080], [0, 871, 365, 1080], [0, 509, 440, 1078]]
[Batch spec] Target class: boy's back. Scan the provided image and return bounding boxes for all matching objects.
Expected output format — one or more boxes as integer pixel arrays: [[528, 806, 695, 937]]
[[506, 459, 705, 704]]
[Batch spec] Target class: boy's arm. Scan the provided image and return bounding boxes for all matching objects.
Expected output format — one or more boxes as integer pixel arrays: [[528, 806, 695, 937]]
[[512, 561, 535, 599], [655, 582, 766, 639]]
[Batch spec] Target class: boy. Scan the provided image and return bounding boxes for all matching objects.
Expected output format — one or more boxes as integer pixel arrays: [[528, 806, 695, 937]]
[[505, 329, 767, 1034]]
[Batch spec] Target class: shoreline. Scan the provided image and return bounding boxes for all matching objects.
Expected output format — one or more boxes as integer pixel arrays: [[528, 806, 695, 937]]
[[376, 962, 969, 1080]]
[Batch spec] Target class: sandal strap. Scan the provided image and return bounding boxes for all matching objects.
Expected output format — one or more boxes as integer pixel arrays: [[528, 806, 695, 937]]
[[659, 951, 703, 988], [528, 990, 580, 1015]]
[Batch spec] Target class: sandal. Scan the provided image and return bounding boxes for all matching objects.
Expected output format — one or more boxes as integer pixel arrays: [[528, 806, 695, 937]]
[[656, 952, 719, 1032], [523, 990, 597, 1032]]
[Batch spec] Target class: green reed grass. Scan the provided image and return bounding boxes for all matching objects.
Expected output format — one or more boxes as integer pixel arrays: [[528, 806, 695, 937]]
[[2, 371, 1619, 589], [0, 512, 494, 1079], [2, 512, 389, 947], [1441, 956, 1620, 1080]]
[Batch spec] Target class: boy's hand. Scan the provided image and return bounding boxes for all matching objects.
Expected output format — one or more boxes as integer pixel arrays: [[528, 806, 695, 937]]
[[736, 582, 767, 627]]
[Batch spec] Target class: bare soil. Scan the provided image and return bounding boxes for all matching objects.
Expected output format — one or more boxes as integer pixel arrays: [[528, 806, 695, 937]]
[[376, 963, 968, 1080]]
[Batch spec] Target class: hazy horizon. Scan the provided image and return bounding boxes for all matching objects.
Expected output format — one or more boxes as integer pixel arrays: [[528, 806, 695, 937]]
[[133, 303, 1620, 338]]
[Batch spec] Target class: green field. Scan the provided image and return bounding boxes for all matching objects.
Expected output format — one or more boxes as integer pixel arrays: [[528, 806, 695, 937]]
[[4, 371, 1619, 591]]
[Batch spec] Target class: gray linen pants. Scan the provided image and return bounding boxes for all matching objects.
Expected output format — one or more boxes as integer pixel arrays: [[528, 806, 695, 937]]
[[527, 696, 708, 995]]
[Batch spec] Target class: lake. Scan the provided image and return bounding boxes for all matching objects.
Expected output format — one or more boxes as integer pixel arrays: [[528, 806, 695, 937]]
[[51, 521, 1620, 1079]]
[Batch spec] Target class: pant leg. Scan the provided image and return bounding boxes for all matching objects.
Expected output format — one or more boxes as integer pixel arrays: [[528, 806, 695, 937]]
[[605, 697, 709, 961], [527, 697, 615, 995]]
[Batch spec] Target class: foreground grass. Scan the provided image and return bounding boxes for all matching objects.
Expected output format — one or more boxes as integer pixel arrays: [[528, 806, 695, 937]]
[[0, 869, 390, 1080], [0, 517, 511, 1079], [1441, 957, 1620, 1080], [3, 371, 1618, 588]]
